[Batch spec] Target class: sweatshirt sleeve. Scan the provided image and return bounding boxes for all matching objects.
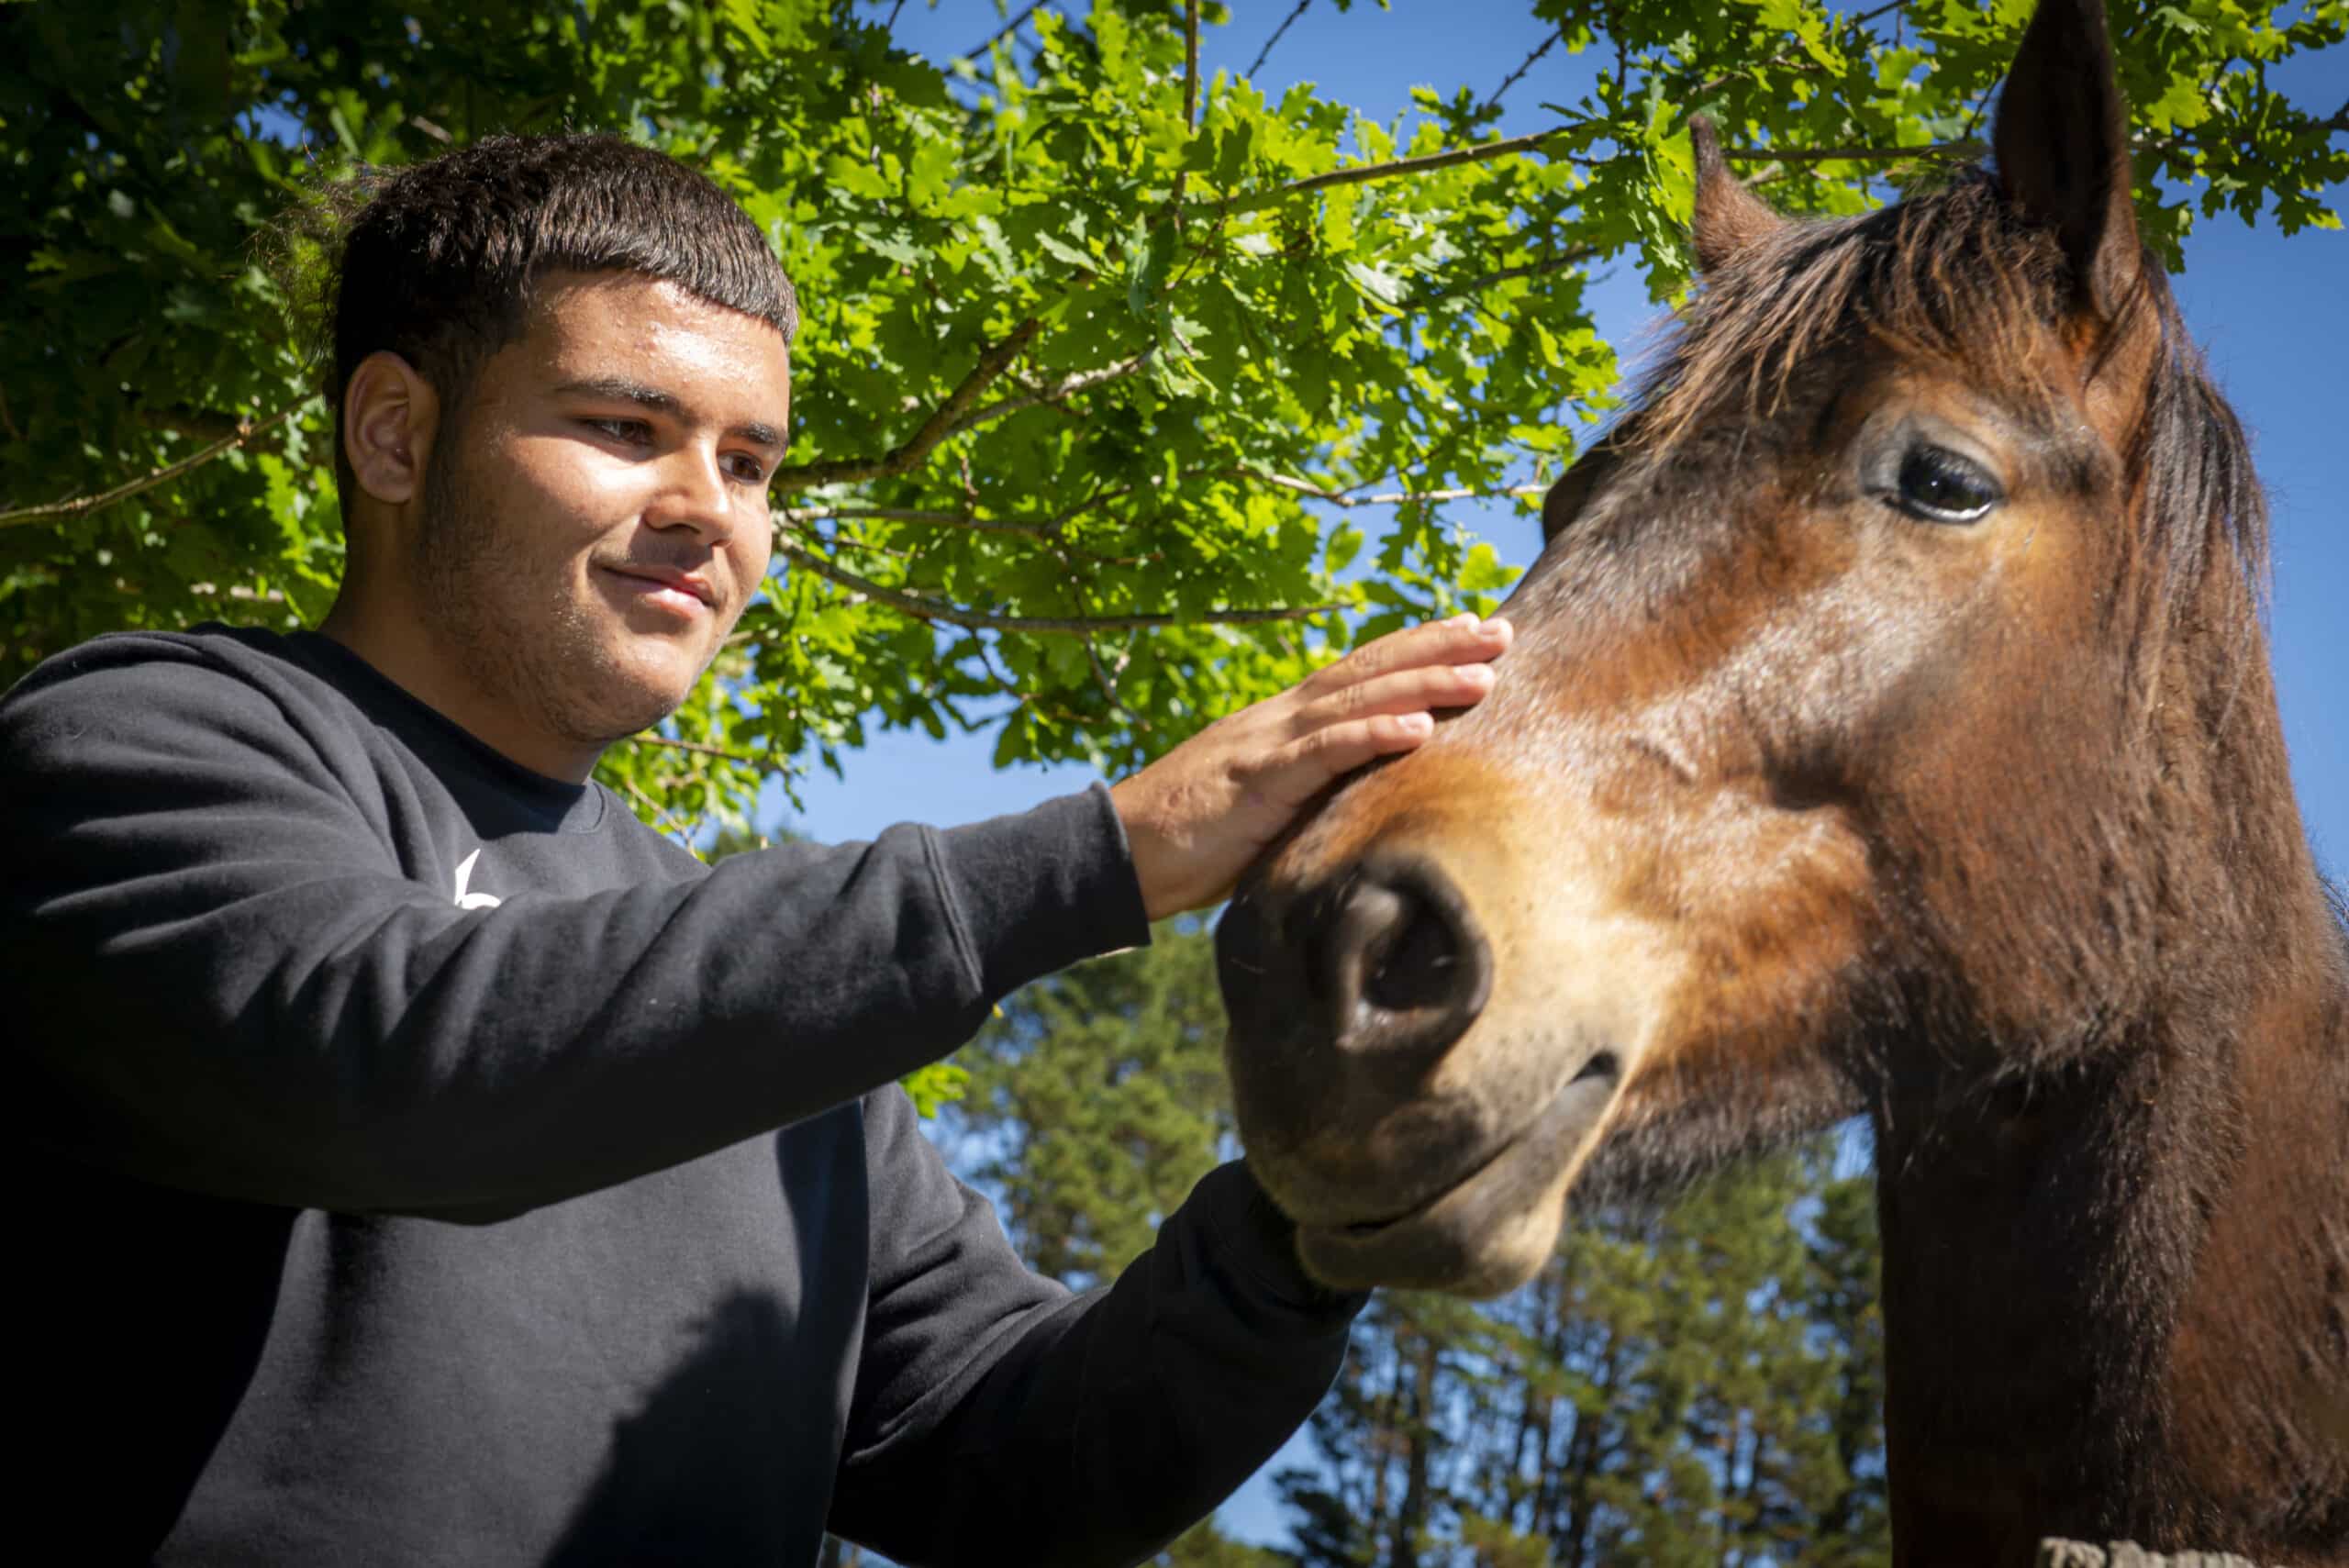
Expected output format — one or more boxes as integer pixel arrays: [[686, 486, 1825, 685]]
[[828, 1089, 1366, 1568], [1, 642, 1150, 1214]]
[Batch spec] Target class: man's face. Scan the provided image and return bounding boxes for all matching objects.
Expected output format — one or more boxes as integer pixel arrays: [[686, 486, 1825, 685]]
[[412, 271, 789, 757]]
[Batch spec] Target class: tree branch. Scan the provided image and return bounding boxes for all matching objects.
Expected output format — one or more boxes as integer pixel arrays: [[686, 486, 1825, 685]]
[[783, 504, 1048, 538], [963, 0, 1046, 60], [1421, 247, 1598, 304], [0, 405, 299, 529], [1182, 0, 1200, 129], [770, 319, 1041, 493], [619, 776, 704, 850], [1248, 0, 1313, 79], [775, 539, 1332, 635], [1483, 28, 1564, 117], [952, 351, 1152, 435], [1167, 0, 1202, 213], [1693, 3, 1907, 99], [1192, 126, 1581, 218], [1720, 139, 1981, 163], [624, 734, 764, 765], [1231, 468, 1547, 509], [138, 406, 262, 441], [1081, 632, 1150, 731]]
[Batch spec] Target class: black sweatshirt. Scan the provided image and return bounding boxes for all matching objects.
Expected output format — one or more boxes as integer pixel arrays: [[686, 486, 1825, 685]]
[[1, 627, 1363, 1567]]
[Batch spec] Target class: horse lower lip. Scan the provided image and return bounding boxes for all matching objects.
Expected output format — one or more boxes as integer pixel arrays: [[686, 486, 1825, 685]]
[[1339, 1132, 1521, 1236], [1297, 1066, 1620, 1277]]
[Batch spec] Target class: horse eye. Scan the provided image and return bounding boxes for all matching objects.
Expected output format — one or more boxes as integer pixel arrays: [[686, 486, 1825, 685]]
[[1893, 446, 2001, 524]]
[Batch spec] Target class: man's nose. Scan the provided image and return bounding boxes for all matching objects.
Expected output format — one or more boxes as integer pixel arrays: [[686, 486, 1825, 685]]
[[646, 447, 737, 542]]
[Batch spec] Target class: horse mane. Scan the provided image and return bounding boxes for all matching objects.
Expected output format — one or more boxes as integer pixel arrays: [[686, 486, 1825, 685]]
[[1624, 167, 2269, 637]]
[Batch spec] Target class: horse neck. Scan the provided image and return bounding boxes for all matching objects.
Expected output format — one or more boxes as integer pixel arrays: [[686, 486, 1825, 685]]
[[1870, 650, 2349, 1566]]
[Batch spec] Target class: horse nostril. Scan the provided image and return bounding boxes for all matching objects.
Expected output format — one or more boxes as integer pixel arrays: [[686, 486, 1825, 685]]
[[1357, 886, 1462, 1015], [1316, 858, 1489, 1062]]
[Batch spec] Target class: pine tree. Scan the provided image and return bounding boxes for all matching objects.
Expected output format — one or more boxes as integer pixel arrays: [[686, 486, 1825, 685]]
[[945, 921, 1891, 1567], [949, 922, 1284, 1566], [1275, 1144, 1889, 1567], [948, 918, 1234, 1286]]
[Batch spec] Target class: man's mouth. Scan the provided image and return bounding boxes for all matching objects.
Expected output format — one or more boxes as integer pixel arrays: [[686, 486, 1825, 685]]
[[598, 562, 717, 615]]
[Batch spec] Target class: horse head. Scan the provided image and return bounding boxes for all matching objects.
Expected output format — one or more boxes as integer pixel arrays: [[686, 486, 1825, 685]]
[[1218, 0, 2267, 1300]]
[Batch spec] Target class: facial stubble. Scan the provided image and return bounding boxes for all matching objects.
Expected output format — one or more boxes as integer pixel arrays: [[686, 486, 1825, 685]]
[[412, 429, 692, 760]]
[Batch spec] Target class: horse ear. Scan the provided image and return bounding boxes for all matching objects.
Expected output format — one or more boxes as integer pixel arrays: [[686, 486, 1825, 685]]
[[1994, 0, 2142, 317], [1689, 115, 1785, 272], [1542, 439, 1620, 546]]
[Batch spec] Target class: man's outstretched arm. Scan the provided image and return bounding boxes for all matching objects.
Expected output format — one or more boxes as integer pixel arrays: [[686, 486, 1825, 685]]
[[3, 617, 1505, 1217], [829, 1088, 1364, 1568]]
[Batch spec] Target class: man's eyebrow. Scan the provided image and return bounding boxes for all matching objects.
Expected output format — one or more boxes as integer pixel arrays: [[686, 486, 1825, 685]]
[[554, 375, 785, 450]]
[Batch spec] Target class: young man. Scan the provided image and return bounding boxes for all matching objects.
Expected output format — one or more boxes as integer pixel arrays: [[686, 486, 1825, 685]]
[[2, 136, 1509, 1564]]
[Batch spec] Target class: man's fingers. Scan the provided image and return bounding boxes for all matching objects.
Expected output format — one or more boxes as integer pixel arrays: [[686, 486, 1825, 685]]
[[1305, 613, 1512, 696], [1293, 660, 1497, 732], [1257, 712, 1438, 805]]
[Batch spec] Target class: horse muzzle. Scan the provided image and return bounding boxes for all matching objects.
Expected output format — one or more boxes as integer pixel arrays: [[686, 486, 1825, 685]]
[[1218, 848, 1628, 1296]]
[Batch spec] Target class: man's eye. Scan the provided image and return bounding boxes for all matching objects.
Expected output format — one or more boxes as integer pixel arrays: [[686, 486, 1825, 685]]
[[585, 417, 651, 444], [1892, 445, 2001, 524], [727, 456, 770, 485]]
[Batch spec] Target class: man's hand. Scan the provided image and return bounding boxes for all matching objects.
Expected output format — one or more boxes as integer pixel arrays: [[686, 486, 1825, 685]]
[[1110, 614, 1513, 920]]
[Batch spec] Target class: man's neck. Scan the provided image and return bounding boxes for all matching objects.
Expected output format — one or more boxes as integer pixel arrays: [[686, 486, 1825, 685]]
[[316, 594, 601, 784]]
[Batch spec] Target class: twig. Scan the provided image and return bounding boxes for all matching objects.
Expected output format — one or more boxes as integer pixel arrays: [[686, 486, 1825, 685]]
[[1234, 470, 1548, 509], [1422, 247, 1598, 303], [775, 539, 1333, 634], [1167, 0, 1202, 213], [1192, 126, 1582, 218], [1043, 462, 1549, 530], [785, 504, 1048, 538], [770, 319, 1041, 493], [620, 777, 703, 851], [1182, 0, 1200, 128], [139, 407, 263, 441], [963, 0, 1046, 60], [1484, 28, 1564, 117], [0, 405, 299, 529], [1248, 0, 1313, 79], [624, 734, 763, 765], [1720, 139, 1981, 163], [1693, 2, 1906, 99], [954, 351, 1152, 433], [1081, 633, 1150, 731]]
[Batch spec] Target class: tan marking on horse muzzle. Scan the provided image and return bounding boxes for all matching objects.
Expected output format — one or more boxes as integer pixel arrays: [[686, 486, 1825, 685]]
[[1221, 679, 1883, 1296], [1221, 747, 1709, 1295]]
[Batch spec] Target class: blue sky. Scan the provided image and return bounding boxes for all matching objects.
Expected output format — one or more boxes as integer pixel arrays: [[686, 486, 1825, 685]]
[[787, 3, 2344, 888], [796, 0, 2344, 1547]]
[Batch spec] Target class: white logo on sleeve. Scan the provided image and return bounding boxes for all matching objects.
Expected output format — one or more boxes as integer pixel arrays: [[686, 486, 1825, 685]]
[[451, 849, 503, 910]]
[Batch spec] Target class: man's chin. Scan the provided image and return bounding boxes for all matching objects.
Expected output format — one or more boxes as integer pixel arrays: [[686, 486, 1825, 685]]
[[566, 661, 699, 751]]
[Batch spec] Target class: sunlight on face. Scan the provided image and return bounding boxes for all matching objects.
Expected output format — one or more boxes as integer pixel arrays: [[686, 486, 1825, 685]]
[[412, 272, 790, 761]]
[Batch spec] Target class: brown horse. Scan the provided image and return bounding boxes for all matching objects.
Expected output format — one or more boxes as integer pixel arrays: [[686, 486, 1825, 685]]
[[1215, 0, 2349, 1561]]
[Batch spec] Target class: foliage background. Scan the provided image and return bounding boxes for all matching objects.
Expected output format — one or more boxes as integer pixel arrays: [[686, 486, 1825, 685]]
[[6, 3, 2343, 1561], [6, 0, 2341, 838], [896, 927, 1889, 1567]]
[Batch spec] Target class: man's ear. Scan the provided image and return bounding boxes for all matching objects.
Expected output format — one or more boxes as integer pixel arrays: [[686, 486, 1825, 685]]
[[1994, 0, 2142, 319], [342, 351, 440, 506], [1689, 115, 1787, 274]]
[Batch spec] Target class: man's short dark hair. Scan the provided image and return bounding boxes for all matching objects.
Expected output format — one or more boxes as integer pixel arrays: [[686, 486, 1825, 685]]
[[319, 133, 799, 479]]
